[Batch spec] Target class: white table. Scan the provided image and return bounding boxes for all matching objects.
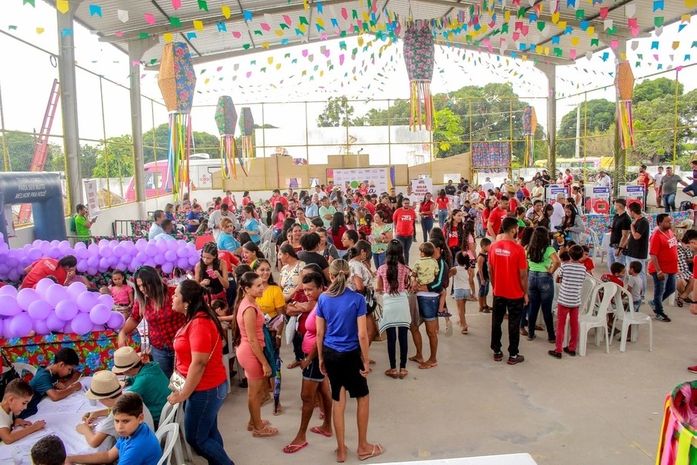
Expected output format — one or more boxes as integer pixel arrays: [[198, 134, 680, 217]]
[[0, 378, 105, 465], [378, 454, 538, 465]]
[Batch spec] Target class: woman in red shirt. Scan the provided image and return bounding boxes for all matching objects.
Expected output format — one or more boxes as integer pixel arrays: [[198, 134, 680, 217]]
[[445, 209, 465, 261], [419, 192, 435, 242], [330, 212, 349, 258], [436, 189, 450, 229], [168, 280, 234, 464]]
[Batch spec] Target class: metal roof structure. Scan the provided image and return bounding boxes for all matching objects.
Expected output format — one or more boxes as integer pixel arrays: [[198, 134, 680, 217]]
[[47, 0, 697, 68]]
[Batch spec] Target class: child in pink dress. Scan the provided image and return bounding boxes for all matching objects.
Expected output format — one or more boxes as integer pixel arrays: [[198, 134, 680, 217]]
[[110, 270, 134, 318]]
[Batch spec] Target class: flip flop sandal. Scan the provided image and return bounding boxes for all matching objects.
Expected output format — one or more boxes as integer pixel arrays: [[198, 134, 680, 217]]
[[359, 444, 385, 461], [283, 442, 308, 454], [384, 369, 398, 378], [310, 426, 332, 437], [253, 425, 279, 437], [398, 369, 408, 379], [461, 326, 469, 334], [247, 420, 270, 431]]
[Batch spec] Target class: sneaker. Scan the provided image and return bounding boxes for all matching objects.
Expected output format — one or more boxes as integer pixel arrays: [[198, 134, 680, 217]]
[[548, 350, 562, 359], [507, 354, 525, 365], [563, 347, 577, 356], [493, 352, 503, 362], [688, 365, 697, 374], [655, 314, 672, 322]]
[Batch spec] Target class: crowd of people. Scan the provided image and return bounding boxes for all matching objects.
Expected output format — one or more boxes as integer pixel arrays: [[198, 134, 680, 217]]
[[5, 167, 697, 465]]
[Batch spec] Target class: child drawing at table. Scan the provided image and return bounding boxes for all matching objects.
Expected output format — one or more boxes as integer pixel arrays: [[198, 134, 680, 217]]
[[76, 371, 155, 449], [110, 270, 134, 318], [69, 392, 161, 465], [20, 347, 82, 419], [0, 379, 46, 444], [31, 434, 67, 465]]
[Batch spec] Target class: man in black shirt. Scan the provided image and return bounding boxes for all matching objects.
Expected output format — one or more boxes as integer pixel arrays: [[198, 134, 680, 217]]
[[298, 232, 330, 281], [444, 180, 457, 196], [625, 202, 650, 300], [608, 199, 631, 271]]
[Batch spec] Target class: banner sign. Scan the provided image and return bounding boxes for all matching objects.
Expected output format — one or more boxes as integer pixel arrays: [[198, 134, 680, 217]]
[[326, 167, 395, 195], [84, 179, 100, 214], [472, 142, 511, 168], [621, 184, 645, 211], [546, 184, 567, 203], [411, 177, 433, 197], [590, 186, 611, 214]]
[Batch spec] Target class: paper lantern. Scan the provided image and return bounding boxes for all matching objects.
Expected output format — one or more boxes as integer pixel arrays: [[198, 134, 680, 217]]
[[403, 21, 435, 131], [238, 107, 255, 173], [615, 61, 635, 150], [158, 42, 197, 200], [215, 96, 242, 179], [522, 106, 538, 167]]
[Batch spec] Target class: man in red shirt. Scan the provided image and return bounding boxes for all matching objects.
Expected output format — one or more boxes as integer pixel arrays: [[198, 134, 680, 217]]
[[487, 196, 510, 239], [393, 197, 417, 265], [20, 256, 77, 289], [648, 213, 678, 322], [488, 217, 528, 365], [270, 189, 289, 209]]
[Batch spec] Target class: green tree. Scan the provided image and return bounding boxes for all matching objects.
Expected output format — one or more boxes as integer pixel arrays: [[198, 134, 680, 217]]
[[0, 130, 63, 172], [93, 135, 135, 178], [317, 96, 365, 127], [633, 77, 684, 105], [557, 99, 615, 157], [433, 108, 463, 157], [142, 124, 221, 164]]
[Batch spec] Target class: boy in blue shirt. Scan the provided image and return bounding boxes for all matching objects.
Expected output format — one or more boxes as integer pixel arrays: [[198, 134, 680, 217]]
[[68, 392, 161, 465], [21, 347, 82, 418]]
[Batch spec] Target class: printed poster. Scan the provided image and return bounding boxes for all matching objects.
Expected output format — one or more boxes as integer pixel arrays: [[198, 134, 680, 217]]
[[326, 167, 395, 195]]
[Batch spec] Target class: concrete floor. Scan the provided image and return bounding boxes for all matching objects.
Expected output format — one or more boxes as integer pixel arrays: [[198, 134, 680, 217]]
[[211, 246, 696, 465]]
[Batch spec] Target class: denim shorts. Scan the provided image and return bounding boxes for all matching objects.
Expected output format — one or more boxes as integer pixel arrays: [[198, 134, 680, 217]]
[[453, 288, 472, 301], [478, 279, 490, 298], [416, 293, 440, 321]]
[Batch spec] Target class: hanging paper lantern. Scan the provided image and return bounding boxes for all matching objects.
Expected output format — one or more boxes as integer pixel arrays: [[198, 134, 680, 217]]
[[522, 106, 538, 167], [615, 61, 635, 150], [238, 107, 255, 174], [215, 96, 239, 179], [158, 42, 197, 199], [403, 21, 435, 131]]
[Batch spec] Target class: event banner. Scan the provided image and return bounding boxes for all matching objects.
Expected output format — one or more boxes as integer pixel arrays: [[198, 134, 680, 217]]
[[326, 167, 395, 195], [411, 177, 433, 197], [621, 184, 645, 211], [84, 179, 100, 214], [590, 186, 611, 214], [546, 184, 567, 203], [472, 142, 511, 169]]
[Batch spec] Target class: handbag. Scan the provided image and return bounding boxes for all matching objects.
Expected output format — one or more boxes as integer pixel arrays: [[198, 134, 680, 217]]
[[0, 351, 19, 399], [168, 320, 220, 392]]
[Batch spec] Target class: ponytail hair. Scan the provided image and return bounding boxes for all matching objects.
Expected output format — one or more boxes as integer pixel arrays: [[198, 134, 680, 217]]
[[325, 259, 350, 297], [232, 271, 260, 347]]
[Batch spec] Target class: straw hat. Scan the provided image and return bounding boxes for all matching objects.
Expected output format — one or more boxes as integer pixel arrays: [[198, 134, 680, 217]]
[[111, 346, 141, 374], [86, 370, 123, 400]]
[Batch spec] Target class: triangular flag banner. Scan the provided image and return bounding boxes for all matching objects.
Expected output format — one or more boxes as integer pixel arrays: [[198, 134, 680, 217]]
[[56, 0, 69, 14]]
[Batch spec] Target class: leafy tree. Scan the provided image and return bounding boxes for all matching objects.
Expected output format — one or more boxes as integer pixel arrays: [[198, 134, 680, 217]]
[[94, 135, 135, 178], [433, 108, 463, 157], [142, 124, 220, 164], [0, 130, 63, 172], [317, 96, 365, 127], [633, 78, 683, 105], [557, 99, 615, 157]]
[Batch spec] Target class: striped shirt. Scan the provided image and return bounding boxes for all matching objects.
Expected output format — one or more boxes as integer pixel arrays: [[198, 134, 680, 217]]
[[557, 262, 587, 308]]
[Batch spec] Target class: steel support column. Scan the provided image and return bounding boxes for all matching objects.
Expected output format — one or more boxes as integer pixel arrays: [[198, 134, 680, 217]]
[[56, 4, 83, 211], [127, 39, 158, 219], [536, 63, 557, 177], [612, 40, 628, 198]]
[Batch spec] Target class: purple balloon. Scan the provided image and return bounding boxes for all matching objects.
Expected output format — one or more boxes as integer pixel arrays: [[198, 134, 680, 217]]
[[135, 238, 147, 251], [55, 299, 79, 321], [74, 241, 87, 251], [33, 318, 50, 335], [164, 250, 177, 262], [176, 247, 188, 258], [92, 324, 105, 332], [16, 288, 41, 311], [161, 262, 174, 274], [97, 294, 114, 308], [35, 278, 55, 297], [87, 256, 99, 267], [188, 256, 199, 266], [0, 318, 4, 338], [70, 313, 93, 335], [45, 285, 69, 307], [106, 311, 125, 330], [0, 285, 18, 297], [67, 281, 88, 298], [90, 304, 111, 325], [8, 313, 33, 338], [77, 291, 98, 312], [28, 248, 43, 261], [0, 295, 20, 316], [87, 267, 98, 276], [28, 300, 52, 320], [46, 311, 64, 332], [100, 246, 113, 258]]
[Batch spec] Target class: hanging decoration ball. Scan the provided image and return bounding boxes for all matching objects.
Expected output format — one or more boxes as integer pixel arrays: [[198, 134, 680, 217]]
[[403, 21, 435, 131], [215, 96, 240, 180]]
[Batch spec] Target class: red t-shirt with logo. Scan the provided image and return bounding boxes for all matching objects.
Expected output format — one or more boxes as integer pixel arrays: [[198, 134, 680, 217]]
[[648, 229, 679, 274], [488, 239, 527, 299], [448, 224, 460, 248], [508, 197, 518, 213], [436, 197, 449, 210], [20, 258, 67, 289], [488, 207, 508, 236], [364, 201, 376, 215], [419, 199, 434, 218], [392, 208, 416, 237]]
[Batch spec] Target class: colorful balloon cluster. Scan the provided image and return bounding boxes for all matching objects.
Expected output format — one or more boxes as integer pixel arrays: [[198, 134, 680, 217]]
[[0, 235, 200, 282], [0, 280, 125, 338]]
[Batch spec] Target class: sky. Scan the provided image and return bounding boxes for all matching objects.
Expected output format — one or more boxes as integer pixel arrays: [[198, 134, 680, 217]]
[[0, 0, 696, 158]]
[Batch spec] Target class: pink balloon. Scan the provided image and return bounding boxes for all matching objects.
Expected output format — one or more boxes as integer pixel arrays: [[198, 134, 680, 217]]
[[70, 313, 93, 335], [89, 304, 111, 325], [55, 299, 79, 321], [106, 311, 125, 330], [45, 285, 69, 307], [16, 288, 41, 311], [0, 295, 20, 317], [28, 300, 52, 320], [77, 292, 98, 312], [46, 311, 65, 332], [8, 313, 33, 338]]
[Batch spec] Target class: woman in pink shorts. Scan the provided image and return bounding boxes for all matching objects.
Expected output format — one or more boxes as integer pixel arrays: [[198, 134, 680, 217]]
[[234, 271, 277, 437]]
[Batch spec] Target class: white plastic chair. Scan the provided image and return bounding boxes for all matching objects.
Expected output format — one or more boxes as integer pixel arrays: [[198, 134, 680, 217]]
[[155, 422, 179, 465], [12, 363, 37, 377], [578, 282, 613, 356], [610, 284, 653, 352], [158, 402, 177, 431]]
